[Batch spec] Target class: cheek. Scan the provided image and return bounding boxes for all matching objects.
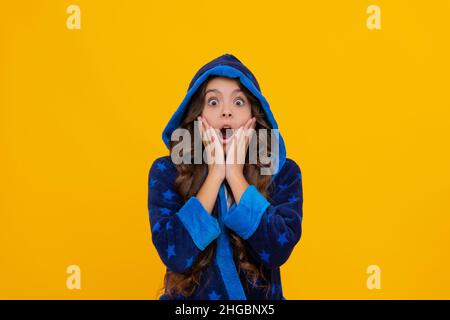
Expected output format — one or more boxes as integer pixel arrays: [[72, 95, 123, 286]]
[[236, 107, 252, 125], [200, 108, 212, 121], [201, 109, 212, 123], [201, 108, 218, 127]]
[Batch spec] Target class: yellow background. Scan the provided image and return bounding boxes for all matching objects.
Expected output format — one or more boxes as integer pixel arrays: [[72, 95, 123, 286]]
[[1, 0, 449, 299]]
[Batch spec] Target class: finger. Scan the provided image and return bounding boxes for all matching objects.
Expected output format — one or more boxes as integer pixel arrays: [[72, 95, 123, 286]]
[[204, 118, 221, 139], [226, 134, 236, 164], [244, 118, 256, 133], [202, 118, 215, 138], [203, 122, 214, 146], [198, 118, 204, 139], [248, 118, 257, 138], [202, 117, 214, 140], [203, 129, 214, 163], [201, 116, 212, 129], [204, 126, 213, 145], [202, 124, 212, 145], [198, 116, 206, 129], [243, 117, 253, 130], [205, 124, 218, 142], [242, 118, 255, 140], [250, 117, 256, 129], [207, 127, 216, 143], [211, 129, 223, 151], [231, 128, 244, 160], [208, 127, 217, 142], [202, 117, 220, 138], [235, 126, 244, 138]]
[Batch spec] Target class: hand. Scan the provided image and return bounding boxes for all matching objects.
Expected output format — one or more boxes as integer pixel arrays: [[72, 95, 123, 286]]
[[198, 116, 226, 183], [225, 117, 256, 182]]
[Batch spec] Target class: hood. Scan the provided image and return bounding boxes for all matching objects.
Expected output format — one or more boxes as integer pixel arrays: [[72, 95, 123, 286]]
[[162, 53, 286, 175]]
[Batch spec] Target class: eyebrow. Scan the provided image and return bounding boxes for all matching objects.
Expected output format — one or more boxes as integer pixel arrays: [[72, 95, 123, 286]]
[[205, 88, 243, 95]]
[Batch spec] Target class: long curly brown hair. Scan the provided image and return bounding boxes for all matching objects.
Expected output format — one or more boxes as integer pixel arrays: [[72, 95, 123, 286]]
[[162, 76, 275, 298]]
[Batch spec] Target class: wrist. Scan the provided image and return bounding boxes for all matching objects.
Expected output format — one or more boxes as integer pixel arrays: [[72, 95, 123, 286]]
[[207, 169, 225, 185], [226, 170, 247, 187], [225, 171, 249, 205]]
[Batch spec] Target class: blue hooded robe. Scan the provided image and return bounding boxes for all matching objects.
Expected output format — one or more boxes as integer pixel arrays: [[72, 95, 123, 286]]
[[148, 54, 303, 300]]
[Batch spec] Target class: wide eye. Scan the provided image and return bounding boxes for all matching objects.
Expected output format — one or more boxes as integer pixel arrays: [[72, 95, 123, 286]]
[[234, 98, 245, 107], [207, 98, 219, 106]]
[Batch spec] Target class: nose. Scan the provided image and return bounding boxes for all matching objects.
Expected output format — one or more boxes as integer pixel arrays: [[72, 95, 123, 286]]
[[221, 111, 232, 118], [221, 104, 232, 119]]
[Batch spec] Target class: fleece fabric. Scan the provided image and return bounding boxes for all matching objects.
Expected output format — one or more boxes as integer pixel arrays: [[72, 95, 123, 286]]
[[148, 54, 303, 300]]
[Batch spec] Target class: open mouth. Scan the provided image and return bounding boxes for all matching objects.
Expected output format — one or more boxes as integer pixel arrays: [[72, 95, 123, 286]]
[[219, 126, 234, 144]]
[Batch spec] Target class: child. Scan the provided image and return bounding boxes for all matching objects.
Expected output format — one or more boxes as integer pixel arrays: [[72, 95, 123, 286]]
[[148, 54, 303, 300]]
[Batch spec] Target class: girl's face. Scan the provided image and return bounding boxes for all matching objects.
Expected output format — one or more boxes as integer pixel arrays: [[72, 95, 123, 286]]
[[201, 77, 252, 144]]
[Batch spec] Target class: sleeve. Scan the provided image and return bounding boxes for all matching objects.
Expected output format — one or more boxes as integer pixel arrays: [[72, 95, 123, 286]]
[[222, 160, 303, 269], [148, 157, 221, 273]]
